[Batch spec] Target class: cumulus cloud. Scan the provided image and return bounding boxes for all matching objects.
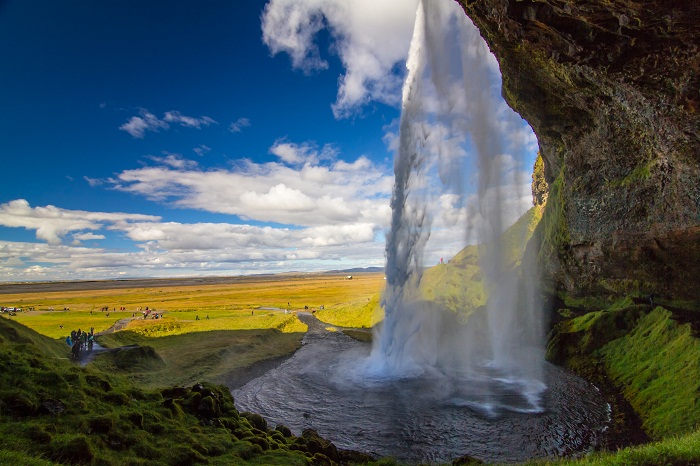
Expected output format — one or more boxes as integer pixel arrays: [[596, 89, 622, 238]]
[[262, 0, 420, 118], [119, 109, 217, 138], [0, 199, 160, 245], [269, 140, 336, 165], [109, 142, 392, 227], [228, 117, 251, 133]]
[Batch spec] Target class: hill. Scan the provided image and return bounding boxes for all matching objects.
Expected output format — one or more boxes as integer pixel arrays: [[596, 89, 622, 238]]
[[0, 316, 372, 465]]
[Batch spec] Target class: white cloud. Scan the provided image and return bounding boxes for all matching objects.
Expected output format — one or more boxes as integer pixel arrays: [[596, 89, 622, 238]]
[[119, 109, 169, 138], [148, 153, 198, 170], [73, 232, 105, 241], [269, 140, 336, 165], [0, 199, 160, 245], [84, 176, 103, 187], [119, 109, 217, 138], [228, 117, 251, 133], [262, 0, 420, 118], [110, 143, 392, 227], [193, 144, 211, 156], [163, 111, 217, 129]]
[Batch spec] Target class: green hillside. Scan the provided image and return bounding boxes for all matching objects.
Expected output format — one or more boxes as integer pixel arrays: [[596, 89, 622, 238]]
[[0, 316, 370, 466], [420, 206, 542, 315]]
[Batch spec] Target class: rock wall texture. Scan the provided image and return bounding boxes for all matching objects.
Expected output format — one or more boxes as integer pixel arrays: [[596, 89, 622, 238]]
[[457, 0, 700, 301]]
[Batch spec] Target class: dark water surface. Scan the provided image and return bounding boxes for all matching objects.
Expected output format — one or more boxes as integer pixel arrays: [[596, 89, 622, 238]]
[[233, 314, 609, 464]]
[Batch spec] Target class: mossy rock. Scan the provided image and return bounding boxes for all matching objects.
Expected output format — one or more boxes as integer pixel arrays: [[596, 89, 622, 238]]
[[232, 440, 263, 460], [241, 411, 267, 431], [301, 428, 339, 462], [275, 424, 293, 438], [113, 345, 165, 371]]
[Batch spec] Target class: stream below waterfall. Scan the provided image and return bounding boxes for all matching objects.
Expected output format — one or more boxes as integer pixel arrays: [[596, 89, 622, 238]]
[[233, 313, 610, 464]]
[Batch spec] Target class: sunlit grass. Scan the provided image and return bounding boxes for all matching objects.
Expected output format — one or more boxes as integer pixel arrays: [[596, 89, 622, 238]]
[[315, 292, 383, 328], [0, 273, 385, 313], [9, 310, 134, 339], [1, 273, 384, 339]]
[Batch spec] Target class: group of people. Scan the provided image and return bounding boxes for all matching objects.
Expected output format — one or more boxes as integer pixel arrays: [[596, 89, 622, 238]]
[[65, 327, 95, 360]]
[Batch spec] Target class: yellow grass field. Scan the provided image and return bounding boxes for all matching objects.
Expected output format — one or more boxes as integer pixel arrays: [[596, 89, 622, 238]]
[[0, 272, 386, 339]]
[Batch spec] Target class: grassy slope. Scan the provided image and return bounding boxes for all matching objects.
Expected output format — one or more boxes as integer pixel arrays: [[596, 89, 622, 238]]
[[0, 316, 378, 466], [314, 292, 383, 328], [545, 299, 700, 465], [420, 206, 542, 315], [94, 326, 305, 390]]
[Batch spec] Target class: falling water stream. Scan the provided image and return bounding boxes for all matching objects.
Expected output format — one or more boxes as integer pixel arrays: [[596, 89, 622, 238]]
[[236, 1, 610, 463]]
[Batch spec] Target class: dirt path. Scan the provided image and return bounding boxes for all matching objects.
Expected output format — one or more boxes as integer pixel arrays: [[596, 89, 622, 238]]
[[96, 317, 135, 336]]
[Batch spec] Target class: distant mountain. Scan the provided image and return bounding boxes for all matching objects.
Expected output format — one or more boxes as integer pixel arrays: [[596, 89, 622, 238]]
[[326, 267, 385, 274]]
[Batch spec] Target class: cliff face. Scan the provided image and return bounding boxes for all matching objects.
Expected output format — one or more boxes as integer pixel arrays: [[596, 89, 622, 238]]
[[457, 0, 700, 301]]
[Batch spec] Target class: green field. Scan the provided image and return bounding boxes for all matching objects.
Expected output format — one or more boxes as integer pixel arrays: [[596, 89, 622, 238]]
[[1, 273, 385, 339], [1, 273, 386, 390]]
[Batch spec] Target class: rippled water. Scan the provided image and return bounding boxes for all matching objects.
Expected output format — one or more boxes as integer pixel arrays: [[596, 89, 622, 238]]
[[233, 314, 610, 464]]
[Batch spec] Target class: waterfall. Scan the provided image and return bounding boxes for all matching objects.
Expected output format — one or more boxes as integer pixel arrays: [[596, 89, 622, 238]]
[[366, 0, 545, 403]]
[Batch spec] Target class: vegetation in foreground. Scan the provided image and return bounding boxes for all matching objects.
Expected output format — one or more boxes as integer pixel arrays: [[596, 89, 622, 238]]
[[0, 313, 384, 466]]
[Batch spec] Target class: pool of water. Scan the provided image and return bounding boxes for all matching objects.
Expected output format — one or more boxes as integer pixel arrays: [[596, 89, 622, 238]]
[[233, 314, 609, 464]]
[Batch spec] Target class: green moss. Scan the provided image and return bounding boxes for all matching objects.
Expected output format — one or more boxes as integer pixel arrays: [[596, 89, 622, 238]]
[[608, 160, 653, 187], [541, 171, 570, 258], [603, 307, 700, 438], [548, 301, 700, 442]]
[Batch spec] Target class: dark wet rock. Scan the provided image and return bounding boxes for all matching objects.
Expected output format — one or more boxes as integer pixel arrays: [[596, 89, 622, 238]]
[[459, 0, 700, 302]]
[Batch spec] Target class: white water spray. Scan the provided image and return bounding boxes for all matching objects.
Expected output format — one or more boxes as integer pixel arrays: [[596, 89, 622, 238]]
[[367, 0, 545, 402]]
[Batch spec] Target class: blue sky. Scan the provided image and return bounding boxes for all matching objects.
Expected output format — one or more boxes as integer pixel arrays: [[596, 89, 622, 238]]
[[0, 0, 537, 282]]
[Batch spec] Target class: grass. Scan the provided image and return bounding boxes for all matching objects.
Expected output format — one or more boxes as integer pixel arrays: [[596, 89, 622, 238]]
[[0, 273, 385, 315], [418, 207, 542, 316], [528, 429, 700, 466], [0, 316, 324, 466], [94, 327, 305, 389], [9, 310, 135, 339], [2, 273, 383, 392], [3, 272, 384, 337], [603, 307, 700, 438], [548, 301, 700, 440], [314, 292, 383, 328]]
